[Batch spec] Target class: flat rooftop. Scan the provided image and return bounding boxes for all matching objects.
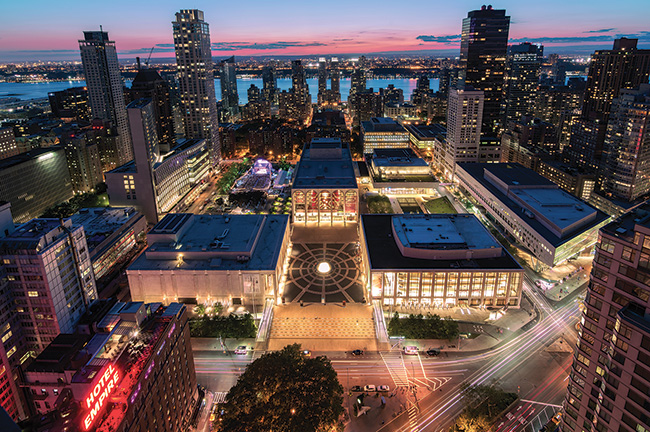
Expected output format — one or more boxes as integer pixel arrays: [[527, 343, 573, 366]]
[[293, 139, 357, 189], [361, 117, 408, 133], [601, 201, 650, 241], [25, 334, 91, 373], [129, 214, 289, 272], [371, 148, 429, 168], [392, 214, 501, 250], [458, 163, 610, 246], [405, 123, 447, 140], [69, 207, 142, 252], [362, 214, 521, 270], [0, 146, 63, 171]]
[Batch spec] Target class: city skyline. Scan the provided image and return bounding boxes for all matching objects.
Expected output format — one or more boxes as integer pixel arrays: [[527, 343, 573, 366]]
[[1, 0, 650, 61]]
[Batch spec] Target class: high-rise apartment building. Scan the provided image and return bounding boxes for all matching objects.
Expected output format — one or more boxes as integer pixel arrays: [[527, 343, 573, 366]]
[[262, 62, 278, 105], [279, 60, 312, 123], [318, 57, 328, 97], [172, 9, 220, 163], [79, 31, 133, 167], [219, 56, 240, 122], [602, 84, 650, 202], [350, 67, 366, 99], [565, 38, 650, 173], [459, 5, 510, 137], [48, 87, 90, 123], [562, 203, 650, 432], [61, 130, 103, 194], [440, 87, 484, 179], [502, 42, 543, 126], [126, 67, 176, 153], [0, 218, 97, 355]]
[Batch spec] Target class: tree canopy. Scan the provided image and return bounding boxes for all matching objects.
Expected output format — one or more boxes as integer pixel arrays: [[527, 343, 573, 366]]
[[214, 344, 344, 432], [388, 312, 459, 339]]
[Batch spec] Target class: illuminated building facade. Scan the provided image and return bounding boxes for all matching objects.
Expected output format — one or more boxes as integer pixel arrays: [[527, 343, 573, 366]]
[[61, 130, 103, 194], [502, 42, 543, 126], [48, 87, 90, 123], [360, 214, 523, 308], [361, 117, 410, 155], [562, 204, 650, 432], [0, 147, 74, 223], [456, 163, 611, 268], [127, 214, 290, 306], [459, 5, 510, 136], [440, 88, 484, 179], [79, 31, 133, 166], [602, 84, 650, 202], [172, 9, 220, 164], [22, 302, 197, 432], [219, 56, 240, 122], [292, 138, 358, 226], [0, 128, 19, 161], [69, 207, 146, 280]]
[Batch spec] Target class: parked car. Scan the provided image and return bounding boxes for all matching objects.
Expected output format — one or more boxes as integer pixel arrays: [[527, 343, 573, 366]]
[[234, 346, 248, 355], [363, 385, 376, 392], [426, 349, 441, 357], [302, 350, 312, 357], [351, 386, 363, 392], [377, 385, 390, 392], [351, 349, 364, 356], [403, 346, 419, 355]]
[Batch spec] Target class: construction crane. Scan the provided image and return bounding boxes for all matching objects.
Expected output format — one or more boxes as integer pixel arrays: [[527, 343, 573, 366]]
[[144, 47, 155, 68]]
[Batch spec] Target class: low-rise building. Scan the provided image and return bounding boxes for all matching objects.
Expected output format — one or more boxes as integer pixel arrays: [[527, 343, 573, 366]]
[[383, 102, 417, 119], [536, 160, 596, 201], [127, 213, 290, 306], [21, 302, 197, 432], [361, 117, 410, 155], [360, 214, 523, 308], [404, 123, 446, 153], [456, 163, 611, 267], [69, 207, 147, 280], [292, 138, 358, 226]]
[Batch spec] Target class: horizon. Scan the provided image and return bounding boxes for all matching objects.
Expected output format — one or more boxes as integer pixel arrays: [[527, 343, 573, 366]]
[[1, 0, 649, 62]]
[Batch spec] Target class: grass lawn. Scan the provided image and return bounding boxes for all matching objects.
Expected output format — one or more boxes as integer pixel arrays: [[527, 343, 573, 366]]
[[424, 196, 457, 214]]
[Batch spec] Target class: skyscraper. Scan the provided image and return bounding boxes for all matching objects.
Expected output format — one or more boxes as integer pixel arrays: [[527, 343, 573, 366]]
[[318, 57, 328, 98], [502, 42, 543, 126], [602, 84, 650, 201], [330, 57, 340, 95], [172, 9, 220, 164], [126, 67, 176, 153], [441, 87, 484, 179], [219, 56, 240, 122], [459, 5, 510, 137], [565, 38, 650, 173], [262, 62, 278, 105], [349, 67, 366, 98], [562, 204, 650, 432], [79, 30, 133, 167]]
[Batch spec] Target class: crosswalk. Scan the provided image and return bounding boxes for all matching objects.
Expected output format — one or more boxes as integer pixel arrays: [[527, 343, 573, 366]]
[[407, 404, 420, 432], [213, 392, 228, 404], [380, 351, 410, 387]]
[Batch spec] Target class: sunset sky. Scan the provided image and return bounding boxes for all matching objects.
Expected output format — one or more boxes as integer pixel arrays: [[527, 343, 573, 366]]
[[1, 0, 649, 61]]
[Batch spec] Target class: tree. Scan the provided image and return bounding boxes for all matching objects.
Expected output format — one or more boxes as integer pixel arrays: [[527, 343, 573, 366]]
[[214, 344, 344, 432]]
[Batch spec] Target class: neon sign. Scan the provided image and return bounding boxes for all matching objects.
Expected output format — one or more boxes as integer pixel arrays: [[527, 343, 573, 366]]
[[83, 364, 120, 430]]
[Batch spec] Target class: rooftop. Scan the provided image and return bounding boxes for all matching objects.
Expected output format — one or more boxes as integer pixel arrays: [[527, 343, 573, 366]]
[[25, 334, 91, 373], [404, 123, 447, 140], [601, 201, 650, 241], [361, 214, 521, 270], [0, 218, 75, 252], [292, 139, 357, 189], [371, 148, 429, 168], [69, 207, 142, 252], [458, 163, 610, 246], [0, 146, 64, 171], [361, 117, 408, 133], [129, 214, 289, 272]]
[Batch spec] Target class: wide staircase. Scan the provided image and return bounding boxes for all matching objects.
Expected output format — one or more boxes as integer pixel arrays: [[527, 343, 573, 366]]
[[267, 303, 379, 351]]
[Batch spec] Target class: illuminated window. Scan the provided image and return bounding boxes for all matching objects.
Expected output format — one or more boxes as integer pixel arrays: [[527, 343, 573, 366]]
[[28, 291, 38, 297], [6, 346, 16, 358], [1, 331, 11, 343]]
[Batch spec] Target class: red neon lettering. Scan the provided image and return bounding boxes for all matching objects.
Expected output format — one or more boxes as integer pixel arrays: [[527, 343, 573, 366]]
[[82, 364, 120, 430]]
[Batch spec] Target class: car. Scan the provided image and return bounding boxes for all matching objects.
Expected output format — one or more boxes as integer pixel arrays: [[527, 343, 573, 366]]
[[403, 346, 419, 355], [363, 385, 376, 392], [350, 386, 363, 392], [377, 385, 390, 392], [302, 350, 311, 357], [426, 349, 441, 357], [351, 349, 364, 356], [234, 345, 248, 355]]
